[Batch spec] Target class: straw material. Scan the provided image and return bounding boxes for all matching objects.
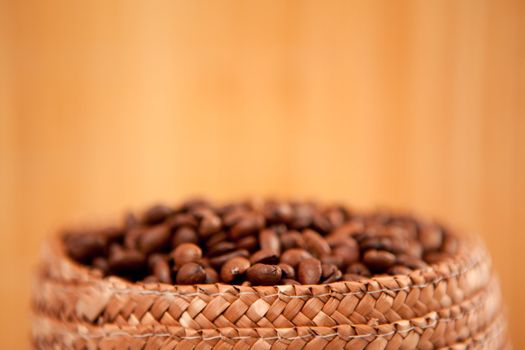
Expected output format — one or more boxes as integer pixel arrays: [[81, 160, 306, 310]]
[[31, 235, 509, 349]]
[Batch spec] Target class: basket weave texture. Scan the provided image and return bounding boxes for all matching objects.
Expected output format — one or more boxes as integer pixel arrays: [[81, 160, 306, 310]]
[[32, 234, 509, 349]]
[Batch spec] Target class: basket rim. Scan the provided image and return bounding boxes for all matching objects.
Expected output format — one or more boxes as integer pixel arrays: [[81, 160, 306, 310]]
[[40, 231, 490, 298]]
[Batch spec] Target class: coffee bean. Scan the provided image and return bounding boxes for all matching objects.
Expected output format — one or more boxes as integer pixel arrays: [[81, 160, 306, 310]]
[[396, 255, 428, 270], [142, 204, 173, 225], [346, 262, 371, 277], [303, 229, 331, 257], [199, 214, 222, 237], [323, 270, 342, 284], [320, 255, 344, 270], [363, 249, 396, 272], [64, 233, 106, 263], [236, 236, 258, 251], [278, 263, 295, 280], [280, 231, 306, 250], [210, 249, 250, 268], [388, 265, 412, 275], [176, 262, 206, 284], [321, 263, 338, 280], [264, 202, 293, 224], [220, 257, 251, 283], [149, 254, 172, 284], [280, 249, 313, 268], [442, 234, 458, 254], [312, 213, 333, 233], [333, 239, 359, 266], [171, 226, 199, 247], [297, 258, 322, 284], [419, 224, 443, 252], [342, 273, 366, 282], [138, 224, 171, 254], [259, 229, 281, 254], [169, 213, 198, 228], [108, 248, 146, 275], [204, 267, 219, 283], [283, 279, 300, 285], [207, 241, 236, 257], [172, 243, 202, 266], [246, 264, 282, 285], [291, 203, 313, 229], [230, 214, 265, 240], [250, 249, 279, 265]]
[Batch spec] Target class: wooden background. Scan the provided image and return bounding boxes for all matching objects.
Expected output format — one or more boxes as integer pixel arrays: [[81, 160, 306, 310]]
[[1, 0, 524, 347]]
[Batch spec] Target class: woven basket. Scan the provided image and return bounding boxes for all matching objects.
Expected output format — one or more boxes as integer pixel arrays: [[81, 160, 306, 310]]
[[32, 232, 509, 349]]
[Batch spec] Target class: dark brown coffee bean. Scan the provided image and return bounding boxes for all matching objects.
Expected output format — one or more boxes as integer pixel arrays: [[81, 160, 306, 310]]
[[124, 226, 144, 250], [149, 255, 172, 284], [236, 236, 258, 251], [172, 226, 199, 247], [325, 206, 347, 228], [108, 249, 146, 274], [142, 204, 173, 225], [419, 225, 443, 252], [92, 257, 109, 275], [363, 249, 396, 272], [172, 243, 202, 266], [220, 257, 251, 283], [303, 229, 331, 257], [246, 264, 282, 286], [230, 214, 265, 240], [312, 213, 333, 233], [169, 213, 198, 228], [64, 233, 106, 263], [259, 229, 281, 254], [207, 241, 236, 257], [280, 249, 313, 268], [342, 273, 366, 282], [283, 279, 300, 285], [176, 262, 206, 284], [388, 265, 412, 275], [321, 263, 338, 280], [222, 208, 248, 227], [396, 255, 428, 270], [199, 214, 222, 237], [264, 202, 293, 223], [204, 267, 219, 283], [250, 249, 279, 265], [321, 255, 344, 270], [333, 239, 359, 266], [210, 249, 250, 268], [297, 258, 322, 284], [346, 262, 371, 277], [323, 270, 342, 284], [424, 251, 452, 264], [291, 204, 313, 229], [280, 231, 306, 250], [138, 224, 171, 254], [278, 263, 295, 280]]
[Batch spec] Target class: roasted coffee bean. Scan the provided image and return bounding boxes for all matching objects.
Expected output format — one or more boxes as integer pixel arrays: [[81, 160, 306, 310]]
[[169, 213, 198, 228], [303, 229, 331, 257], [207, 241, 237, 257], [264, 202, 293, 224], [280, 231, 306, 250], [388, 265, 412, 275], [210, 249, 250, 268], [246, 264, 282, 286], [138, 224, 171, 254], [325, 206, 347, 228], [236, 236, 258, 251], [321, 255, 344, 270], [346, 262, 371, 277], [363, 249, 396, 272], [230, 214, 265, 240], [222, 208, 248, 227], [333, 239, 359, 266], [108, 249, 146, 274], [312, 212, 333, 233], [259, 229, 281, 254], [199, 214, 222, 237], [283, 279, 300, 285], [65, 233, 106, 263], [149, 254, 172, 284], [291, 203, 314, 229], [124, 226, 143, 250], [172, 226, 199, 247], [321, 263, 338, 280], [419, 224, 443, 252], [142, 204, 173, 225], [220, 257, 251, 283], [297, 258, 322, 284], [424, 251, 452, 264], [342, 273, 366, 282], [278, 263, 295, 280], [176, 262, 206, 284], [172, 243, 202, 266], [323, 270, 342, 284], [250, 249, 279, 265], [396, 255, 428, 270], [280, 249, 313, 268], [204, 267, 219, 283]]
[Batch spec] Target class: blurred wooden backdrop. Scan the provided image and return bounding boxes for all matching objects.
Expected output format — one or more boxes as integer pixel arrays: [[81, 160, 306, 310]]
[[1, 0, 524, 347]]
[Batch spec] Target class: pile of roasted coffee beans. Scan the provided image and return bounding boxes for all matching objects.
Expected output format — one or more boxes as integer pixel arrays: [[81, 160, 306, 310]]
[[63, 199, 459, 286]]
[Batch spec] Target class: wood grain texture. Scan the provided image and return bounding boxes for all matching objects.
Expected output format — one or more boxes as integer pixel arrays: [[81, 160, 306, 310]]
[[1, 0, 523, 347]]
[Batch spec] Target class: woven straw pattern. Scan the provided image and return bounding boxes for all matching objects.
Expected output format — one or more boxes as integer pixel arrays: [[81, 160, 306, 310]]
[[31, 235, 509, 349]]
